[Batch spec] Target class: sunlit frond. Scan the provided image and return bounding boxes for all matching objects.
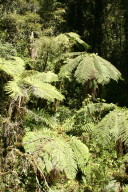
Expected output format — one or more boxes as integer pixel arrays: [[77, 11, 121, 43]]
[[23, 76, 64, 101], [23, 71, 58, 83], [0, 57, 25, 78], [60, 53, 122, 85], [4, 80, 24, 98]]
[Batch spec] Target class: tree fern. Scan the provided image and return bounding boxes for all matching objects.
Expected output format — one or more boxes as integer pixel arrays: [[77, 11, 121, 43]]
[[0, 56, 64, 102], [22, 71, 59, 83], [23, 78, 64, 101], [23, 129, 90, 180], [23, 130, 77, 180], [95, 108, 128, 146], [31, 32, 89, 72], [33, 32, 89, 60], [60, 53, 122, 85]]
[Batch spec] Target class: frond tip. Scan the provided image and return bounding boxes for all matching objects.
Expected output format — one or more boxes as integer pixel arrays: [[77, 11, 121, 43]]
[[4, 80, 24, 98]]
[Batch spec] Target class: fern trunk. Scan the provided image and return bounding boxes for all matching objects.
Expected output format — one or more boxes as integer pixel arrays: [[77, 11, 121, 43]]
[[1, 97, 26, 179], [116, 138, 126, 158], [84, 81, 98, 99]]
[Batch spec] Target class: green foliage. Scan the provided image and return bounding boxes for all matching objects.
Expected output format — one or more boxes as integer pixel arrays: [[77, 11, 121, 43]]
[[69, 137, 89, 173], [95, 108, 128, 146], [123, 185, 128, 192], [55, 32, 90, 52], [23, 129, 89, 180], [65, 32, 90, 51], [0, 56, 64, 101], [103, 180, 120, 192], [24, 109, 58, 130], [39, 0, 66, 34], [62, 101, 116, 134], [0, 7, 42, 55], [60, 53, 122, 85], [0, 42, 17, 59], [0, 1, 127, 191], [0, 56, 25, 78], [30, 32, 89, 72]]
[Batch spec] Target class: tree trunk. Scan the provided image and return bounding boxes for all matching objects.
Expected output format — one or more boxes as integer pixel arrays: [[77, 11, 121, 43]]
[[116, 138, 125, 158], [94, 0, 104, 55]]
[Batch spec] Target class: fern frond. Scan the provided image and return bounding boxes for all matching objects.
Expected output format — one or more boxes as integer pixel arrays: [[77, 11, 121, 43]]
[[95, 108, 128, 146], [25, 109, 58, 128], [0, 57, 25, 78], [75, 53, 122, 84], [59, 56, 81, 79], [69, 136, 89, 172], [23, 129, 90, 180], [31, 83, 64, 101], [4, 80, 24, 98], [60, 53, 122, 85], [75, 54, 98, 84], [62, 115, 95, 134], [21, 70, 64, 101], [92, 54, 122, 84], [65, 32, 90, 50], [54, 32, 89, 52], [23, 71, 58, 83], [24, 76, 64, 101], [54, 34, 72, 52], [0, 56, 64, 101], [23, 130, 77, 179], [43, 137, 77, 180]]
